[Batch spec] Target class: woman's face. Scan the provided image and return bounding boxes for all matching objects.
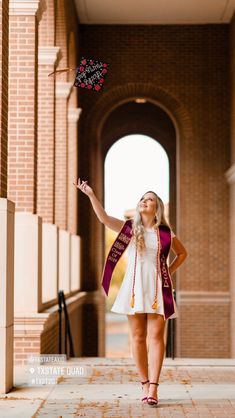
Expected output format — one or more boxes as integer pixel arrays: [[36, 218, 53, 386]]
[[138, 192, 157, 216]]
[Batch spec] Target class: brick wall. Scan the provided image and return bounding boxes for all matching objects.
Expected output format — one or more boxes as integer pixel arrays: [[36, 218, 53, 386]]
[[54, 0, 68, 229], [78, 24, 230, 358], [229, 14, 235, 358], [8, 13, 40, 211], [39, 0, 55, 46], [37, 0, 56, 223], [41, 305, 83, 357], [55, 93, 68, 229], [2, 1, 233, 359], [7, 0, 83, 363], [231, 15, 235, 165], [0, 0, 8, 198], [7, 0, 79, 226], [14, 304, 83, 365], [37, 61, 56, 222], [55, 0, 67, 73], [179, 304, 230, 358], [14, 336, 41, 365], [67, 109, 78, 234]]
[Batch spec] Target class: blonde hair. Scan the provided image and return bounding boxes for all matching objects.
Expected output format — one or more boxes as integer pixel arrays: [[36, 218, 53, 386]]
[[132, 191, 172, 253]]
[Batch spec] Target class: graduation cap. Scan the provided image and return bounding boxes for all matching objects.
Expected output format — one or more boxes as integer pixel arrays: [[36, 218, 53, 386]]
[[48, 57, 109, 92]]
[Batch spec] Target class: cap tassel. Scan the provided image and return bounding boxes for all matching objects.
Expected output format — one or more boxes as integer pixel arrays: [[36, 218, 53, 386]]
[[130, 294, 135, 308], [151, 299, 158, 310], [48, 67, 76, 77]]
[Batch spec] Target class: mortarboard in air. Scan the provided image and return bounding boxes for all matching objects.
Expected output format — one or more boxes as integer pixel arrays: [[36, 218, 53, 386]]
[[48, 57, 109, 92], [74, 57, 109, 91]]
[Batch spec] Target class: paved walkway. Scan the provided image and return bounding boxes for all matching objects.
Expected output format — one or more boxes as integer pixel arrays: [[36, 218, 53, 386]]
[[1, 358, 235, 417], [105, 313, 131, 357]]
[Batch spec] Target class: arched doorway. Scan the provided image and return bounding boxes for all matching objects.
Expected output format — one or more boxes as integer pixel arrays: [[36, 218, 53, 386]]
[[78, 93, 181, 356], [101, 101, 176, 227], [104, 133, 171, 357]]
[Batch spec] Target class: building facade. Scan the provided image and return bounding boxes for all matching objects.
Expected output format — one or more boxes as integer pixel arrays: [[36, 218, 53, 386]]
[[0, 0, 235, 394]]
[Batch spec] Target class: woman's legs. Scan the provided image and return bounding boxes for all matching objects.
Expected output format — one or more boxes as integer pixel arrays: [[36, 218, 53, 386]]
[[127, 313, 149, 398], [146, 313, 165, 400]]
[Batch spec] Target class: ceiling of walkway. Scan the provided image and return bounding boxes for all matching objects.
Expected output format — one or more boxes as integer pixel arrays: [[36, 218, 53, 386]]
[[75, 0, 235, 24]]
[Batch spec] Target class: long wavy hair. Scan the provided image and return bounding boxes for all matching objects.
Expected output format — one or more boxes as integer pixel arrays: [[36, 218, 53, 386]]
[[132, 191, 172, 253]]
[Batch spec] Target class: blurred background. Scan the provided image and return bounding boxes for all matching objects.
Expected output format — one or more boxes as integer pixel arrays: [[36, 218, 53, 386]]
[[1, 0, 235, 394]]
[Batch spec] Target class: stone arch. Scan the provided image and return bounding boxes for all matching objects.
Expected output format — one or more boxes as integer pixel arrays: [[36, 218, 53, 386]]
[[80, 82, 193, 249], [83, 82, 193, 146], [78, 83, 193, 356], [101, 100, 176, 222]]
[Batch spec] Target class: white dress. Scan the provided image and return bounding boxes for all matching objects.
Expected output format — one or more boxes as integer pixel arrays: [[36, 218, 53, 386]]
[[111, 227, 178, 320]]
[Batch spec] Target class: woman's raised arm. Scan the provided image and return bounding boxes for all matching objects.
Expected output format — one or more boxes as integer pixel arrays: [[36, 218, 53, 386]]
[[74, 178, 125, 232]]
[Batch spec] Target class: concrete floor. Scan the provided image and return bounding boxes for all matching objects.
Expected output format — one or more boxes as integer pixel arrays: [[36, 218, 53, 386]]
[[0, 357, 235, 417]]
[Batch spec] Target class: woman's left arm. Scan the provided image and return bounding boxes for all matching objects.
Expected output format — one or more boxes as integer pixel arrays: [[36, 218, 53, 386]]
[[168, 236, 188, 276]]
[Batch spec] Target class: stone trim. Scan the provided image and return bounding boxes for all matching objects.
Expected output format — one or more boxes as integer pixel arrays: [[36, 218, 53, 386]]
[[14, 291, 88, 335], [14, 312, 50, 334], [177, 291, 230, 305], [0, 198, 15, 214], [9, 0, 46, 21], [56, 82, 74, 99], [68, 107, 82, 123], [225, 163, 235, 184], [38, 46, 62, 67]]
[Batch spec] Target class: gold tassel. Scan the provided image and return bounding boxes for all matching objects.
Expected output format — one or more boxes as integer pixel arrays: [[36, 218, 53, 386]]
[[48, 67, 76, 77], [130, 294, 135, 308], [152, 300, 158, 310]]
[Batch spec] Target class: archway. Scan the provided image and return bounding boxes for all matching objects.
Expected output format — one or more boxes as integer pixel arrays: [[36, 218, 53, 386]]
[[104, 133, 171, 357], [78, 85, 187, 356]]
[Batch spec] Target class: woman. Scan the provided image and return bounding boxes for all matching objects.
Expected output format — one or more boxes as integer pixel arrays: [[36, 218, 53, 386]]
[[74, 178, 187, 407]]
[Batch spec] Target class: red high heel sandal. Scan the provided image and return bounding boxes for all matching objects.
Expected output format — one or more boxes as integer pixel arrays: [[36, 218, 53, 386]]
[[147, 382, 159, 406], [140, 379, 149, 403]]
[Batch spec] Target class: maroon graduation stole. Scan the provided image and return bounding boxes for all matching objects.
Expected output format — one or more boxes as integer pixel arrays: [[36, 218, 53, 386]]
[[101, 219, 133, 295], [101, 219, 175, 320]]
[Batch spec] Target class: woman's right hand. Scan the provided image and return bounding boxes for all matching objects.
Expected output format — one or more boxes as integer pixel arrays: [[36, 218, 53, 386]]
[[74, 178, 124, 232], [73, 178, 94, 197]]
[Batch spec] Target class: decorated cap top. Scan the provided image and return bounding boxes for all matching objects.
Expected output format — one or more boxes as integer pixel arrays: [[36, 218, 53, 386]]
[[74, 57, 109, 92], [48, 56, 109, 93]]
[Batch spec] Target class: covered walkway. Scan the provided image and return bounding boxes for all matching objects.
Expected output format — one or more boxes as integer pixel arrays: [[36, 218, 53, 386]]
[[1, 358, 235, 417], [1, 0, 235, 412]]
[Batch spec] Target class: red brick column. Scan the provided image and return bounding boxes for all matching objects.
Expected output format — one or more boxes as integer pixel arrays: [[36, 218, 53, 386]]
[[67, 107, 81, 234], [37, 46, 62, 222], [8, 0, 46, 212], [0, 0, 8, 198], [0, 2, 14, 391], [55, 81, 73, 229]]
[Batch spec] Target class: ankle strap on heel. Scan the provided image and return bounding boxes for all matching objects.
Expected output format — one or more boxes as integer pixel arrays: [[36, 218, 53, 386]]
[[141, 379, 149, 385], [149, 382, 159, 386]]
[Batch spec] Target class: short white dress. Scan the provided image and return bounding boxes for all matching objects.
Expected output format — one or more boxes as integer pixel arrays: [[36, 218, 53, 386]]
[[111, 227, 178, 320]]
